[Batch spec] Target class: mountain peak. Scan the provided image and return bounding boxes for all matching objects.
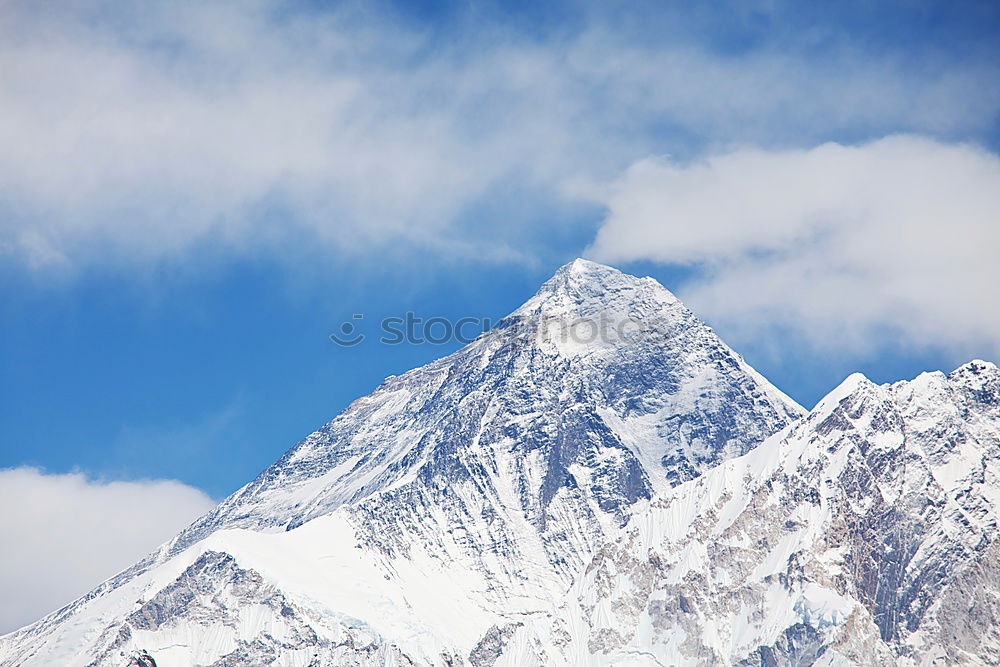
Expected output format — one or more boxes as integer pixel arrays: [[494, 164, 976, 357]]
[[948, 358, 999, 393], [812, 371, 874, 414], [560, 257, 615, 275], [951, 358, 999, 377], [516, 259, 678, 325], [547, 257, 645, 287]]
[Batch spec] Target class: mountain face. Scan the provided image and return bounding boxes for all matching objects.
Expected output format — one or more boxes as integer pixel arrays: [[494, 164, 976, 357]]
[[545, 359, 1000, 665], [1, 260, 996, 666]]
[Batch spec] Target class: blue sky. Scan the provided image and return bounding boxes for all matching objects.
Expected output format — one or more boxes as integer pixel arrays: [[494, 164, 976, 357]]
[[1, 0, 998, 505]]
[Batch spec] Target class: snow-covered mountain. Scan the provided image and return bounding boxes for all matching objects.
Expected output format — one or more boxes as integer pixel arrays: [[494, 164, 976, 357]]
[[544, 358, 1000, 665], [1, 260, 996, 666]]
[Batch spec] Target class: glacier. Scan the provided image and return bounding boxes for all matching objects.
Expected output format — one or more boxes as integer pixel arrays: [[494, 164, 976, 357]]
[[1, 259, 997, 666]]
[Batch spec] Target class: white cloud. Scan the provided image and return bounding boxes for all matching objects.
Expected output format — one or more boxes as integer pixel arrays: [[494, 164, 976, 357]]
[[0, 467, 214, 634], [586, 135, 1000, 356], [0, 1, 997, 269]]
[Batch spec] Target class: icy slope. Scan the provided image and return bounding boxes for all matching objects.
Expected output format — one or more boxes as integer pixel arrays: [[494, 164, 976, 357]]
[[0, 260, 804, 666], [542, 359, 1000, 665]]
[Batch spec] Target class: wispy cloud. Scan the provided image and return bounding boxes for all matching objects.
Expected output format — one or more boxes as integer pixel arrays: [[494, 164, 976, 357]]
[[586, 135, 1000, 357], [1, 1, 997, 270], [0, 467, 214, 633]]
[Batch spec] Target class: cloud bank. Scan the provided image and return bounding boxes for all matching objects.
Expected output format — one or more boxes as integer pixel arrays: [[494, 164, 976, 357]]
[[0, 1, 997, 268], [586, 135, 1000, 356], [0, 467, 214, 634]]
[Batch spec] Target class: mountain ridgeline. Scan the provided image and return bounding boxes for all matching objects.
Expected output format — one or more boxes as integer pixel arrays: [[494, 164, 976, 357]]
[[1, 260, 997, 666]]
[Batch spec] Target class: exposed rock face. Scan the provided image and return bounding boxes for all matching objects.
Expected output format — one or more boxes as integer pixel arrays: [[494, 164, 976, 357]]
[[1, 261, 996, 666]]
